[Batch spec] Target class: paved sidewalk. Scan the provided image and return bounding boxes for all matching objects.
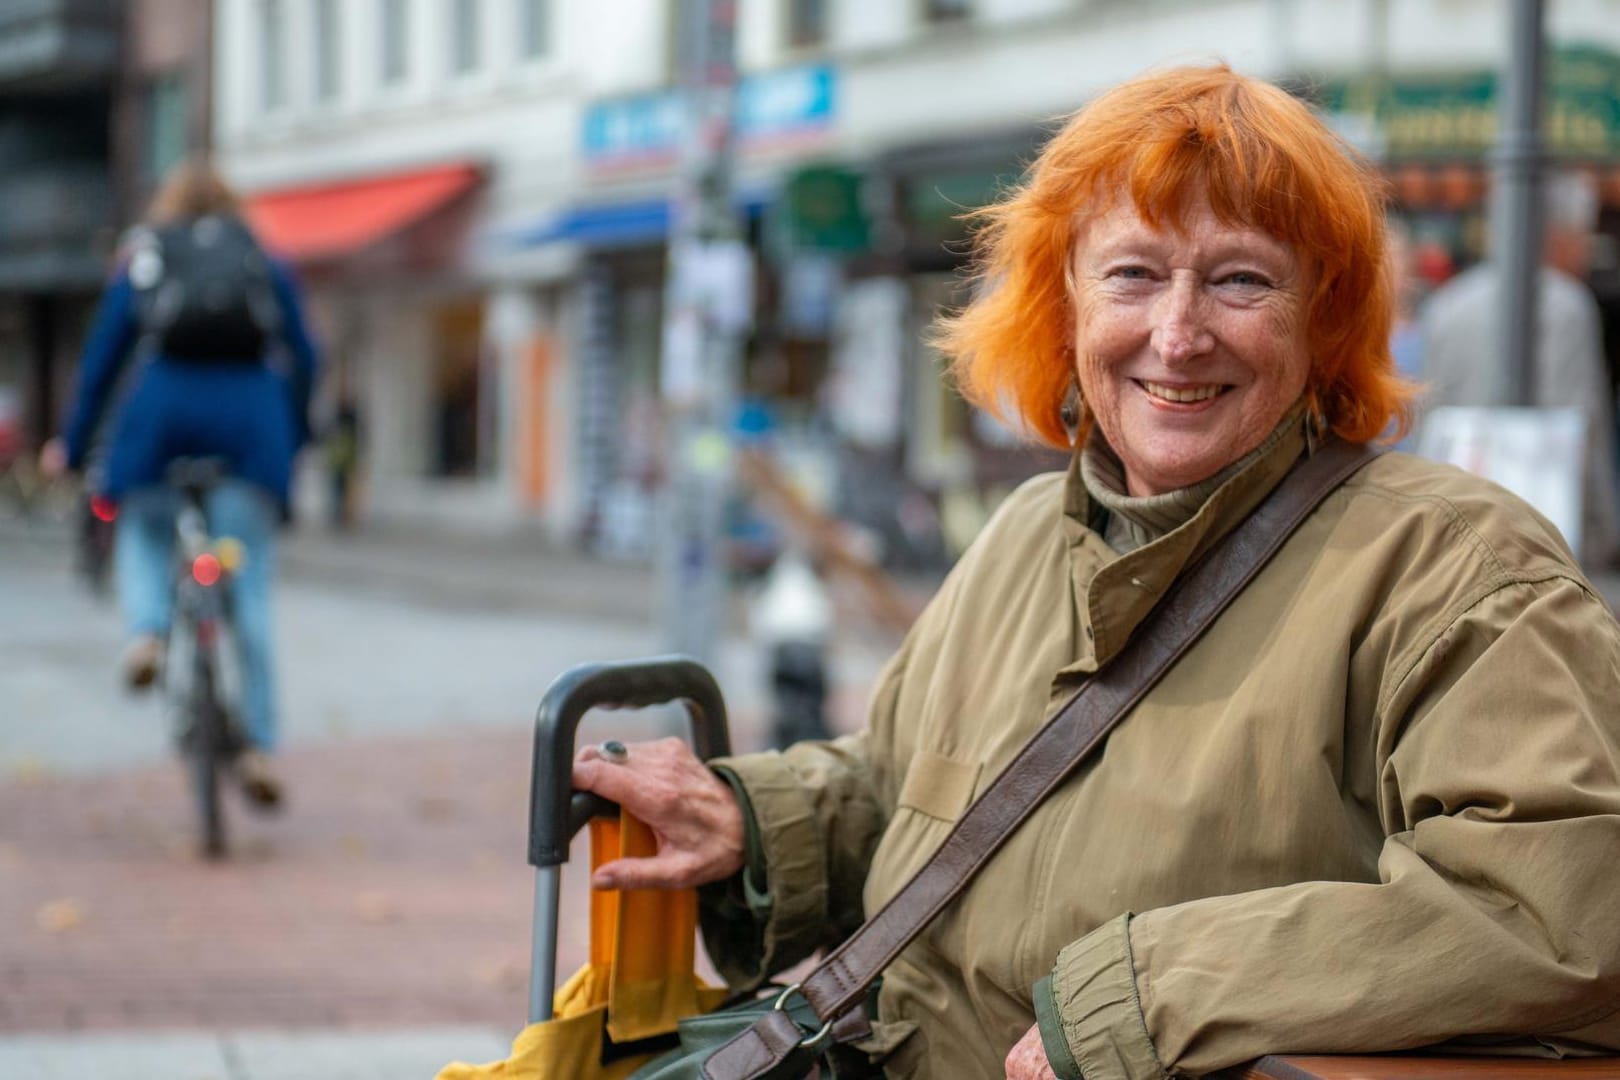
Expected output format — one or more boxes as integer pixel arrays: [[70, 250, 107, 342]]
[[0, 1028, 513, 1080], [0, 723, 708, 1079], [279, 526, 660, 624], [0, 521, 891, 1079]]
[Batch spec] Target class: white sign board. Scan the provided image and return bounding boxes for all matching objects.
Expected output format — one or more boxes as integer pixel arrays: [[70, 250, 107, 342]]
[[828, 277, 906, 448], [1416, 406, 1585, 556]]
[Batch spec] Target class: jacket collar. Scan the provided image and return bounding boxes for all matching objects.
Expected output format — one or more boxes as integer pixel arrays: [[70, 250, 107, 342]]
[[1058, 403, 1309, 673]]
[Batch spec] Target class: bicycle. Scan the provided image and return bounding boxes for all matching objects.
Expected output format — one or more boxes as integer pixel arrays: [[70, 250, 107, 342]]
[[163, 457, 250, 859], [75, 465, 117, 598]]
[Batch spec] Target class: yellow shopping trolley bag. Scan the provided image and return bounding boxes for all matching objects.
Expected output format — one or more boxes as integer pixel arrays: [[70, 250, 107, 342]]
[[438, 657, 732, 1080]]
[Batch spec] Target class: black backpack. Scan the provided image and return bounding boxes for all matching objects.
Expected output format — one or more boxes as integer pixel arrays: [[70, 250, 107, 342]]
[[127, 215, 281, 362]]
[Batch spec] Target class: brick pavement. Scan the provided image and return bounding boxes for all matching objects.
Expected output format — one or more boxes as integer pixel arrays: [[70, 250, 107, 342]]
[[1, 727, 549, 1035], [0, 683, 880, 1042], [0, 721, 774, 1039]]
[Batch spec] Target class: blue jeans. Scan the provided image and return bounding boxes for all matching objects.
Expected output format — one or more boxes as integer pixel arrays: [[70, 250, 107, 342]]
[[115, 480, 280, 751]]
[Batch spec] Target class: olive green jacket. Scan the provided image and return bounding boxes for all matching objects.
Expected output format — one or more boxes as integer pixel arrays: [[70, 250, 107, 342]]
[[704, 421, 1620, 1078]]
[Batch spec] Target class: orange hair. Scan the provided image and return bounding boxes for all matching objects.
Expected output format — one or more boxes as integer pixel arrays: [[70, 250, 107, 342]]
[[934, 64, 1415, 449]]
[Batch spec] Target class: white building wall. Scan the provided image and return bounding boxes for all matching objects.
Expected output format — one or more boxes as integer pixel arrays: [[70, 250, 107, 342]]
[[832, 0, 912, 53], [577, 0, 672, 94], [214, 0, 594, 532]]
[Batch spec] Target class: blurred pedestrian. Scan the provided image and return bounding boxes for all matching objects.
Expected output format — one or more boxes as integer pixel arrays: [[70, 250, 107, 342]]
[[325, 390, 362, 531], [1418, 170, 1619, 566], [573, 67, 1620, 1079], [40, 155, 320, 806], [749, 545, 833, 749]]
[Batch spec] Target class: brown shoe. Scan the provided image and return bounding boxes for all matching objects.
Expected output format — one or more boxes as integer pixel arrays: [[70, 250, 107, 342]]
[[121, 634, 164, 691], [236, 750, 284, 811]]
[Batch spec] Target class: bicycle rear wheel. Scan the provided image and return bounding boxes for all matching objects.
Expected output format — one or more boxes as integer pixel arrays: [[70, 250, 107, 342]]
[[187, 656, 228, 859]]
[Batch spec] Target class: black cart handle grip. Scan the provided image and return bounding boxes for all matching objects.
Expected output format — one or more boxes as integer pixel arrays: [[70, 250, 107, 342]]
[[528, 655, 731, 868]]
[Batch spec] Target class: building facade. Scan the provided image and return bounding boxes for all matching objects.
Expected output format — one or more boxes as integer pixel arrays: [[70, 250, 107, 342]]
[[0, 0, 122, 462], [211, 0, 1620, 546]]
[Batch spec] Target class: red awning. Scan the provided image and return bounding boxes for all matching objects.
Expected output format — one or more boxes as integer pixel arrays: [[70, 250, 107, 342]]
[[244, 163, 482, 263]]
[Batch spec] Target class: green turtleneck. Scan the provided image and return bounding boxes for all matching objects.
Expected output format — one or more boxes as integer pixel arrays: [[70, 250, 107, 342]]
[[1080, 402, 1309, 554]]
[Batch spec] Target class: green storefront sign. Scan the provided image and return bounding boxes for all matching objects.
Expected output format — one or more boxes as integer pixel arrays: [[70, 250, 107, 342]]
[[1317, 43, 1620, 159], [774, 164, 871, 254]]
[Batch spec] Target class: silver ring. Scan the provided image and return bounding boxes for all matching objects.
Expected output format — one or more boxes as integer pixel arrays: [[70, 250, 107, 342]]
[[599, 739, 629, 764]]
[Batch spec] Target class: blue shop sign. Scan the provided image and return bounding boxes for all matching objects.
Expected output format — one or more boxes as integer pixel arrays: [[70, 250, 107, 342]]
[[582, 95, 685, 164], [584, 65, 835, 164], [735, 64, 834, 140]]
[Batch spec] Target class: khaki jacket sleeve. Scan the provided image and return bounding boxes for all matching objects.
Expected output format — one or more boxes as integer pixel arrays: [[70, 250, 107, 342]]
[[1048, 576, 1620, 1078], [698, 637, 912, 988]]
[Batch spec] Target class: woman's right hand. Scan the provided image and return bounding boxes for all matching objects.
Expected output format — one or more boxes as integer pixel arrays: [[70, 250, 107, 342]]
[[571, 736, 746, 891]]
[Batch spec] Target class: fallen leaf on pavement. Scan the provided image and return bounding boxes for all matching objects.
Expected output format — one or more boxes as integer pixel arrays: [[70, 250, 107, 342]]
[[415, 794, 455, 821], [37, 898, 86, 933], [354, 891, 399, 924], [475, 958, 525, 991], [6, 756, 53, 785]]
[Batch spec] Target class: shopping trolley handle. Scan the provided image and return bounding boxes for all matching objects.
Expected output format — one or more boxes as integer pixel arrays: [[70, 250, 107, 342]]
[[528, 655, 731, 868]]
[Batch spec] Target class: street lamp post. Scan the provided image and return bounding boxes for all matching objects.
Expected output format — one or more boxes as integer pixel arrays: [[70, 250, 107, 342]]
[[658, 0, 750, 663], [1491, 0, 1547, 407]]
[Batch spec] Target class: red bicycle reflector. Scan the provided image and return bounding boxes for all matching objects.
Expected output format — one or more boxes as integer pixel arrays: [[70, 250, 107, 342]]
[[90, 496, 118, 523], [192, 552, 223, 587]]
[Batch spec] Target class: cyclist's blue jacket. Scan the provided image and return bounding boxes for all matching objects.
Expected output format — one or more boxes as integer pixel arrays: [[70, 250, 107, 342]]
[[62, 255, 320, 510]]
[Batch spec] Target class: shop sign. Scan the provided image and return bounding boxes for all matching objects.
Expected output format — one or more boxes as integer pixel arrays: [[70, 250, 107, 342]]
[[1317, 44, 1620, 159], [735, 65, 834, 143], [584, 65, 836, 170], [582, 94, 685, 168], [775, 164, 869, 253]]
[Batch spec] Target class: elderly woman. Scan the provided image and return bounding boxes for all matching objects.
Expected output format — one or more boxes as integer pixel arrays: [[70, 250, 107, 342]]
[[574, 66, 1620, 1079]]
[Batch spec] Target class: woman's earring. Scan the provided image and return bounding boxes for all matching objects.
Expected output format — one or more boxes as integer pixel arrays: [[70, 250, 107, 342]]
[[1060, 383, 1081, 446], [1304, 397, 1328, 454]]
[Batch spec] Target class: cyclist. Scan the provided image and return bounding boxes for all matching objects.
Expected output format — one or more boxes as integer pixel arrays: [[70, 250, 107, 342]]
[[41, 155, 320, 806]]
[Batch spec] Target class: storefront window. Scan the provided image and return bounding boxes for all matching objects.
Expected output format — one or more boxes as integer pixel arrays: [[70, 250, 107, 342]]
[[431, 299, 488, 478]]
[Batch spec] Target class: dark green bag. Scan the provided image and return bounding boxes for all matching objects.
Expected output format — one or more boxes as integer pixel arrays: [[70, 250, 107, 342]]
[[628, 984, 882, 1080]]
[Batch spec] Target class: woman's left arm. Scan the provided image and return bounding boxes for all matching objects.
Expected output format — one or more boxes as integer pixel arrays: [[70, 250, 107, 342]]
[[62, 271, 140, 469], [1040, 575, 1620, 1080]]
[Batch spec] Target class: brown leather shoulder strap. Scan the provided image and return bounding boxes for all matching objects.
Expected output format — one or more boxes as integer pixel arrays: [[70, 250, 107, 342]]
[[704, 439, 1383, 1080]]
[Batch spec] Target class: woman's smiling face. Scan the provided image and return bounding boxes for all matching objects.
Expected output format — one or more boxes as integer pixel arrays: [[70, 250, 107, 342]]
[[1071, 193, 1317, 497]]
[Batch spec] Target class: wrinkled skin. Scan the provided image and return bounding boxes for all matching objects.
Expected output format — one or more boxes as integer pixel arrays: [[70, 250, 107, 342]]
[[1006, 1022, 1059, 1079], [1071, 192, 1316, 496], [570, 736, 745, 890]]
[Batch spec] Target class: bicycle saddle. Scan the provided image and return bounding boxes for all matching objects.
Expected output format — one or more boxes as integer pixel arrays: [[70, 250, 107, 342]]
[[165, 456, 231, 497]]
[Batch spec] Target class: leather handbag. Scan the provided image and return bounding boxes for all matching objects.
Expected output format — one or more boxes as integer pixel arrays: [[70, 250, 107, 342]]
[[640, 440, 1381, 1080]]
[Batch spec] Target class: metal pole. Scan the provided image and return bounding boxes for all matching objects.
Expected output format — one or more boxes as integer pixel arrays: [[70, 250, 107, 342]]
[[1490, 0, 1546, 407], [658, 0, 747, 664], [527, 867, 562, 1023]]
